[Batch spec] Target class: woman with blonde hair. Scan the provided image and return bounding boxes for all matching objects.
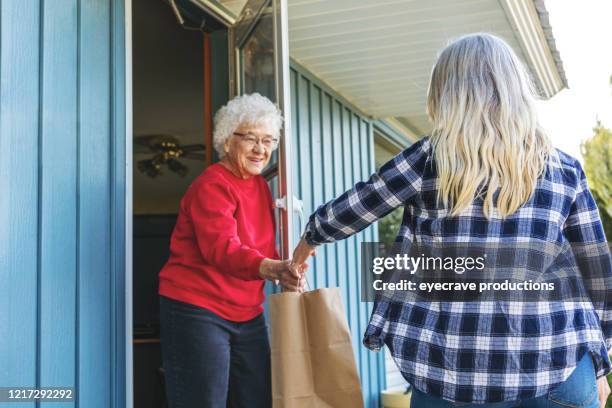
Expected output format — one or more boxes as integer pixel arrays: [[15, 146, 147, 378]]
[[292, 33, 612, 407]]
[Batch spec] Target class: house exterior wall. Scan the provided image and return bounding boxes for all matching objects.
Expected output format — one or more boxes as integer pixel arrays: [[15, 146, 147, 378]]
[[0, 0, 127, 407], [0, 2, 386, 407], [288, 61, 387, 407]]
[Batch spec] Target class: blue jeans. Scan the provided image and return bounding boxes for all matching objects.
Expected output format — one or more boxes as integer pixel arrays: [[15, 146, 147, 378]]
[[410, 353, 599, 408], [159, 295, 271, 408]]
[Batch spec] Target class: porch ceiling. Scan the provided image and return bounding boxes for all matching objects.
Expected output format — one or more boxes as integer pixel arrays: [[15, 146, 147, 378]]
[[287, 0, 566, 135]]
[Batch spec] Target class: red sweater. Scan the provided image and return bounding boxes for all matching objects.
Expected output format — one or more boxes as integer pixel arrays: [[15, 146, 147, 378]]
[[158, 163, 278, 322]]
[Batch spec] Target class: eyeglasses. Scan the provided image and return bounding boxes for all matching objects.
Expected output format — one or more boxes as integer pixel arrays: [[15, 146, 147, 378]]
[[233, 132, 279, 150]]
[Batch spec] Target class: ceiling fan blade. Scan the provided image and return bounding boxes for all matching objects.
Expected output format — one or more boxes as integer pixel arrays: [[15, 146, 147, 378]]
[[134, 134, 181, 149], [182, 152, 206, 160], [167, 158, 189, 178], [180, 144, 206, 152]]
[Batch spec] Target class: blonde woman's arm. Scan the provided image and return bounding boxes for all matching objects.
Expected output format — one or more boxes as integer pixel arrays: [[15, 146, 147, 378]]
[[292, 138, 430, 266]]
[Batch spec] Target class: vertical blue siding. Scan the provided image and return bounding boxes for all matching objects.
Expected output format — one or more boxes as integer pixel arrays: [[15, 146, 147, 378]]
[[39, 2, 78, 408], [79, 0, 112, 406], [0, 3, 41, 408], [320, 93, 337, 289], [289, 61, 386, 408], [344, 109, 361, 382], [0, 1, 126, 407]]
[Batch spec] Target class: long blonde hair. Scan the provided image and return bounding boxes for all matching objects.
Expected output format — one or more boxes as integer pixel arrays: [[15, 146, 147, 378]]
[[426, 33, 556, 218]]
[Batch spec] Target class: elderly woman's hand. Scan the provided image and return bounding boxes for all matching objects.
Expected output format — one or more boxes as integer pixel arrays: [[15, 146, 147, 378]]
[[258, 258, 305, 292]]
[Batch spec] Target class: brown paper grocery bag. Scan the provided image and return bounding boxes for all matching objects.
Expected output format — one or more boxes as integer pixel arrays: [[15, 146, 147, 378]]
[[269, 288, 364, 408]]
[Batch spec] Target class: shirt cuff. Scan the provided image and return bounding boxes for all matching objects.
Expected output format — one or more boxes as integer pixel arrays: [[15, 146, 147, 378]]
[[243, 253, 266, 281], [302, 221, 322, 247]]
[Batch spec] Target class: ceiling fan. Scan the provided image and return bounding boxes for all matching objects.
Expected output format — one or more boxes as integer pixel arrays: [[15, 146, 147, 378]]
[[134, 134, 206, 178]]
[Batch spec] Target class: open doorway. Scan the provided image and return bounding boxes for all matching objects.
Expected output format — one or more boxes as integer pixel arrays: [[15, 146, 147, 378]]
[[131, 1, 229, 406], [130, 0, 292, 406]]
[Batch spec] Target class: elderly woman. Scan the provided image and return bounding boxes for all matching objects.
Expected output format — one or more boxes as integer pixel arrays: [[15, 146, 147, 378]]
[[293, 33, 612, 407], [158, 93, 302, 408]]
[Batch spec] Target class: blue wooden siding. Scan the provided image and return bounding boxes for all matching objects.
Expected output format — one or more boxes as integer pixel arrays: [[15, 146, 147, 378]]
[[289, 60, 386, 407], [0, 0, 126, 407]]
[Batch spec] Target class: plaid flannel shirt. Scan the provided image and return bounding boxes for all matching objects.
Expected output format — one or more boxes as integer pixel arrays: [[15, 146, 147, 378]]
[[303, 137, 612, 404]]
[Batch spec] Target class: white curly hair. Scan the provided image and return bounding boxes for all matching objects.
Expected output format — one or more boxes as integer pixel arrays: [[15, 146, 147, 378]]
[[213, 93, 283, 157]]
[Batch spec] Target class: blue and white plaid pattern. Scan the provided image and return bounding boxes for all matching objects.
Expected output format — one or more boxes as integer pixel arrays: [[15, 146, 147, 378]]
[[303, 137, 612, 403]]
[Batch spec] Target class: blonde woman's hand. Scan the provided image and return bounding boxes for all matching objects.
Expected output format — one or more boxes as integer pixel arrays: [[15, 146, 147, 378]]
[[258, 258, 303, 292], [598, 376, 610, 408], [291, 237, 316, 274]]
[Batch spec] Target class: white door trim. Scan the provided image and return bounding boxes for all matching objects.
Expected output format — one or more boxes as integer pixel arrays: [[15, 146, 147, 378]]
[[124, 0, 134, 406]]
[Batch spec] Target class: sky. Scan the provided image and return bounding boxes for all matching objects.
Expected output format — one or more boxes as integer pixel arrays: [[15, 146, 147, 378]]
[[535, 1, 612, 160]]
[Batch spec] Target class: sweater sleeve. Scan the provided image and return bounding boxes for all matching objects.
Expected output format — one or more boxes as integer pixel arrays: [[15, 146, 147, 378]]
[[303, 138, 430, 246], [188, 179, 266, 281], [563, 160, 612, 353]]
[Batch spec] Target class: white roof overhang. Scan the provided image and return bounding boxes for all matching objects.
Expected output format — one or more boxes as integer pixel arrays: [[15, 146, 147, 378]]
[[288, 0, 567, 134]]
